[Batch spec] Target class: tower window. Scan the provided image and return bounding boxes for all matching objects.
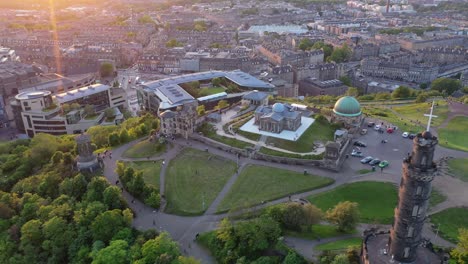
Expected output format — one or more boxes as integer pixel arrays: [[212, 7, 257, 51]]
[[416, 186, 422, 196], [404, 247, 410, 258], [407, 226, 414, 238], [412, 205, 419, 217]]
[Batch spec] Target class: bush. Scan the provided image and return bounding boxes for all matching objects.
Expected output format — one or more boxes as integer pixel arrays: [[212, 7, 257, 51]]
[[415, 93, 428, 103], [108, 132, 120, 147], [145, 191, 161, 208]]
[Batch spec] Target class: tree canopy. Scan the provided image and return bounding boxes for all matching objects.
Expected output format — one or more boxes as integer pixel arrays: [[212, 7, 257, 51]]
[[431, 78, 462, 95]]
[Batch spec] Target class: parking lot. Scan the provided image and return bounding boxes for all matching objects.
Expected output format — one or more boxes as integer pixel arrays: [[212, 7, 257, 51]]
[[344, 123, 419, 175]]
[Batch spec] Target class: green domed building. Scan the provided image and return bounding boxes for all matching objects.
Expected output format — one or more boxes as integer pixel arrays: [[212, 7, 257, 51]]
[[332, 96, 362, 130]]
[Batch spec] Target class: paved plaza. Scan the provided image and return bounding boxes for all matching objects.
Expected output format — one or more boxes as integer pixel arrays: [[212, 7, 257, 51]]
[[239, 116, 315, 141]]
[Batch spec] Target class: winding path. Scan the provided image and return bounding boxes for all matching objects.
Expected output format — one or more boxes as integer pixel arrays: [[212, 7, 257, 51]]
[[102, 131, 465, 262]]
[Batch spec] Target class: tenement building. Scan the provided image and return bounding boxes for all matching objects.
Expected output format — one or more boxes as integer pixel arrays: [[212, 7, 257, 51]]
[[360, 58, 439, 83]]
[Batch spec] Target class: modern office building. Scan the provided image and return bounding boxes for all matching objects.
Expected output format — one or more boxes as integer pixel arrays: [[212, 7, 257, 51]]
[[12, 84, 127, 137]]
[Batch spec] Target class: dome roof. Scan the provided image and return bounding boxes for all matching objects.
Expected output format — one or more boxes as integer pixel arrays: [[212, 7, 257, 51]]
[[333, 96, 361, 117], [272, 103, 285, 113]]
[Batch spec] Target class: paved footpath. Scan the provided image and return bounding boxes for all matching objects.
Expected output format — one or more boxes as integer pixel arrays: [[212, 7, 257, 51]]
[[102, 135, 463, 263]]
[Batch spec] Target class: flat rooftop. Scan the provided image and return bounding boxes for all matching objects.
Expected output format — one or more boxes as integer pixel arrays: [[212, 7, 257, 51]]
[[55, 84, 110, 104]]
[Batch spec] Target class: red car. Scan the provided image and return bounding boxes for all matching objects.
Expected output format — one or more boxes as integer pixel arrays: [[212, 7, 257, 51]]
[[387, 128, 394, 133]]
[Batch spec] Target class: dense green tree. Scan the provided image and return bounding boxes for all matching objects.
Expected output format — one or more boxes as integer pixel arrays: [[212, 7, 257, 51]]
[[92, 240, 130, 264], [326, 201, 359, 232], [145, 191, 161, 208], [119, 129, 130, 143], [283, 251, 307, 264], [328, 43, 352, 63], [108, 132, 120, 147], [331, 254, 350, 264], [312, 41, 334, 61], [29, 133, 61, 165], [415, 93, 428, 103], [339, 76, 352, 86], [375, 92, 391, 100], [103, 186, 126, 210], [196, 105, 206, 116], [42, 216, 73, 262], [431, 78, 462, 95], [451, 228, 468, 264], [392, 86, 412, 99], [140, 232, 181, 263], [345, 87, 359, 97], [212, 77, 222, 86], [91, 209, 129, 243], [298, 38, 314, 51], [100, 63, 114, 77], [216, 100, 229, 110], [86, 177, 110, 202], [51, 151, 64, 164]]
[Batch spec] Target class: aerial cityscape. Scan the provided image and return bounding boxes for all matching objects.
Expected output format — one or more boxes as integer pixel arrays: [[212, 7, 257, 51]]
[[0, 0, 467, 263]]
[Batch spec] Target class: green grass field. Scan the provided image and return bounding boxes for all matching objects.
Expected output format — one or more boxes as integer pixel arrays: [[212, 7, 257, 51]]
[[438, 116, 468, 152], [447, 158, 468, 182], [429, 188, 447, 207], [122, 140, 167, 158], [198, 86, 225, 97], [308, 181, 398, 224], [217, 165, 334, 213], [393, 101, 448, 127], [430, 207, 468, 243], [165, 148, 237, 215], [265, 120, 336, 153], [124, 160, 162, 188], [315, 237, 362, 251], [286, 224, 357, 240], [258, 147, 324, 160], [362, 107, 423, 133]]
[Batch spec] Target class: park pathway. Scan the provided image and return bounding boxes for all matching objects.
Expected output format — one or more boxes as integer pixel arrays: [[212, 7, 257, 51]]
[[101, 133, 462, 263]]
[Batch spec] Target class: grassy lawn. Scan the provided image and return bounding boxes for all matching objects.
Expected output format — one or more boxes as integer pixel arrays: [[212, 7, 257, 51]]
[[447, 158, 468, 182], [122, 140, 167, 158], [165, 148, 237, 215], [308, 181, 398, 224], [286, 224, 357, 240], [315, 237, 362, 251], [393, 100, 448, 128], [357, 169, 373, 174], [217, 165, 334, 213], [429, 188, 447, 207], [124, 160, 162, 188], [430, 207, 468, 243], [438, 116, 468, 152], [199, 86, 225, 97], [237, 130, 261, 141], [362, 106, 422, 133], [265, 119, 337, 153], [197, 123, 254, 149]]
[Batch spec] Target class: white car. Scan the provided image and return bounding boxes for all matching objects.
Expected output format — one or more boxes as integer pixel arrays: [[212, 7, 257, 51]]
[[402, 132, 409, 138], [374, 124, 381, 131]]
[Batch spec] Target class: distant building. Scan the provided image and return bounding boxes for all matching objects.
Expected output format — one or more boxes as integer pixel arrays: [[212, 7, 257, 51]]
[[11, 84, 127, 137], [299, 78, 348, 96], [360, 58, 439, 83], [0, 46, 20, 63], [242, 90, 269, 106], [254, 103, 301, 133]]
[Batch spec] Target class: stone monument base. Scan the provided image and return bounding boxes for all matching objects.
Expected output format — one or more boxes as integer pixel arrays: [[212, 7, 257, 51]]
[[77, 157, 100, 172]]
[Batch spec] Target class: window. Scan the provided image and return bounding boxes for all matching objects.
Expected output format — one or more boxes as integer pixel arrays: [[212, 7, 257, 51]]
[[403, 247, 410, 258], [407, 226, 414, 238], [416, 186, 422, 196], [412, 205, 419, 217]]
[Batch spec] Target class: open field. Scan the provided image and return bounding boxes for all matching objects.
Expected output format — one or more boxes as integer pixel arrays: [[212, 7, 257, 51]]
[[124, 160, 162, 188], [447, 158, 468, 182], [393, 100, 448, 127], [122, 140, 167, 158], [430, 207, 468, 243], [438, 116, 468, 152], [165, 148, 237, 215], [308, 181, 398, 224], [217, 165, 334, 212]]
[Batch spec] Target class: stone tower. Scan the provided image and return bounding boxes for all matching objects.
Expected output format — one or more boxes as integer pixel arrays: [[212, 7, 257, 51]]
[[389, 131, 438, 262], [76, 133, 100, 171]]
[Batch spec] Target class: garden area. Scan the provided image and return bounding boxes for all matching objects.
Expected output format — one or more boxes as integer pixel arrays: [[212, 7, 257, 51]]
[[393, 100, 448, 128], [198, 86, 225, 97], [265, 118, 337, 153], [447, 158, 468, 182], [165, 148, 237, 215], [430, 207, 468, 243], [123, 160, 162, 188], [197, 123, 254, 149], [307, 181, 398, 224], [438, 116, 468, 152], [217, 164, 334, 213], [122, 139, 167, 158]]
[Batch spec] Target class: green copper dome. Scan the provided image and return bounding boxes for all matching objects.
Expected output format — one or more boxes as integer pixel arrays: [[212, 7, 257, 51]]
[[333, 96, 361, 117]]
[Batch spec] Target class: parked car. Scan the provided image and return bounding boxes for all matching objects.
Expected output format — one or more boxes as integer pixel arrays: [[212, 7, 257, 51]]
[[387, 128, 394, 133], [402, 132, 409, 138], [360, 156, 374, 164], [408, 134, 416, 139], [379, 160, 390, 168], [374, 124, 381, 131], [367, 122, 375, 127], [360, 128, 368, 135], [354, 141, 367, 147], [351, 150, 363, 157], [369, 158, 381, 166]]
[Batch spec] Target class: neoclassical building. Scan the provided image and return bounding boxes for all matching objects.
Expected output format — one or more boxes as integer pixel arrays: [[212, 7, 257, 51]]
[[332, 96, 362, 131], [254, 103, 301, 133]]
